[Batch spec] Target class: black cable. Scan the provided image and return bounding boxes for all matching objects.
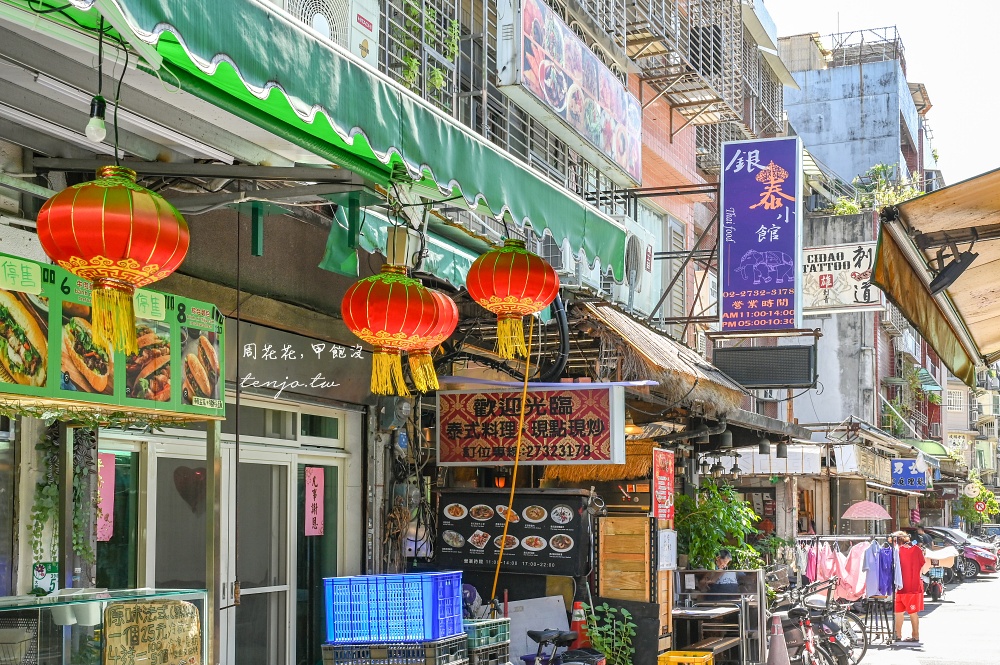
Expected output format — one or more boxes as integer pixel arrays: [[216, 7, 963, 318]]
[[96, 17, 104, 97], [112, 40, 129, 165]]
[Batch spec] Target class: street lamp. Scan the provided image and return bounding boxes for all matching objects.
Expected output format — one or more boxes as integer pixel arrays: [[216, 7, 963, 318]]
[[758, 435, 771, 455], [776, 440, 788, 459]]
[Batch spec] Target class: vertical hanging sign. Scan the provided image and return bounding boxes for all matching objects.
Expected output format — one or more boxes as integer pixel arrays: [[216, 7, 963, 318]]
[[719, 137, 803, 331], [305, 467, 325, 536], [96, 452, 116, 542], [652, 448, 675, 521]]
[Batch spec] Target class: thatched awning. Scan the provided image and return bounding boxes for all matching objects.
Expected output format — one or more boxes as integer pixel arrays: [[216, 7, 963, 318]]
[[546, 439, 657, 483], [574, 303, 745, 415]]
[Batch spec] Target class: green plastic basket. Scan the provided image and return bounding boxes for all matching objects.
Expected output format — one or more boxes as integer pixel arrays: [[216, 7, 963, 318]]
[[463, 618, 511, 649]]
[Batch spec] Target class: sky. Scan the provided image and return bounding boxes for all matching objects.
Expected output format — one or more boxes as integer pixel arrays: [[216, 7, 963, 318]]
[[763, 0, 1000, 185]]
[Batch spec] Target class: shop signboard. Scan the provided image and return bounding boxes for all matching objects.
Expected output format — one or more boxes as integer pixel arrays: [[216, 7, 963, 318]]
[[496, 0, 642, 186], [436, 385, 625, 466], [437, 489, 590, 576], [891, 458, 927, 491], [0, 252, 224, 419], [719, 137, 803, 331], [652, 448, 674, 521], [104, 600, 201, 665], [802, 243, 883, 313], [225, 320, 373, 405]]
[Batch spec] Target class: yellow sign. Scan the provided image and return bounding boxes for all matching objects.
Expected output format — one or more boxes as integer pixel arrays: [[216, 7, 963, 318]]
[[104, 600, 201, 665]]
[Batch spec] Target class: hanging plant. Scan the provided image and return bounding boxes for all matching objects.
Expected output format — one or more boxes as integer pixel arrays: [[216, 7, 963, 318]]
[[28, 424, 99, 568]]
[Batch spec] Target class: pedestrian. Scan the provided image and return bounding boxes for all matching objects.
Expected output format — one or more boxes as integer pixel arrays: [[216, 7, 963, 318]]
[[915, 526, 932, 547], [893, 530, 930, 643]]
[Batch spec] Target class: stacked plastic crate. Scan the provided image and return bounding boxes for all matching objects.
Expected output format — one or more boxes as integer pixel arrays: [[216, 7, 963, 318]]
[[322, 571, 466, 665], [463, 617, 511, 665]]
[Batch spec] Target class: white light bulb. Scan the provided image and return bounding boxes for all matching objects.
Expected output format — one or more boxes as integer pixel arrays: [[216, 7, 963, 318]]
[[85, 115, 106, 142]]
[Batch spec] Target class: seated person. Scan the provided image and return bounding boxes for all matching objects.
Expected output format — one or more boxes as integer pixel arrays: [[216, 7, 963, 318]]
[[698, 549, 741, 594]]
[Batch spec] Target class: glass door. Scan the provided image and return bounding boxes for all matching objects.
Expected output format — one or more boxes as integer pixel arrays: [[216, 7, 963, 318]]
[[295, 461, 340, 665]]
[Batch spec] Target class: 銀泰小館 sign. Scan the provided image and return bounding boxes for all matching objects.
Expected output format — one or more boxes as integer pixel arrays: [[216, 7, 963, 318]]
[[719, 137, 803, 331]]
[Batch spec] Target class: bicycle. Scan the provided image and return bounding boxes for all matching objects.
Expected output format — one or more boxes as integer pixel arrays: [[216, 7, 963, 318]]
[[520, 629, 605, 665]]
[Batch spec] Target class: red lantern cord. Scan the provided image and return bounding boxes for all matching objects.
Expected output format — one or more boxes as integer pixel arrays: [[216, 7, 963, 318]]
[[36, 166, 190, 354], [466, 238, 559, 360]]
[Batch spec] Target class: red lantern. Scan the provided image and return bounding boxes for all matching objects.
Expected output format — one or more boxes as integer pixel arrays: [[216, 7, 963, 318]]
[[342, 264, 438, 396], [408, 289, 459, 392], [36, 166, 189, 354], [466, 238, 560, 359]]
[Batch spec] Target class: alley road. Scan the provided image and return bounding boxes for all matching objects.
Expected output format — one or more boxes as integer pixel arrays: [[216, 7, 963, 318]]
[[863, 574, 997, 665]]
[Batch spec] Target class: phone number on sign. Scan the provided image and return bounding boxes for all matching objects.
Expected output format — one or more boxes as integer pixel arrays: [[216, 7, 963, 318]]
[[459, 442, 594, 460]]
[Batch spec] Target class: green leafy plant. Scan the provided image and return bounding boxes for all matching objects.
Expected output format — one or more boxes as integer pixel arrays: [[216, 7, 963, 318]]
[[675, 480, 760, 568], [402, 55, 421, 89], [831, 163, 924, 214], [427, 66, 446, 91], [29, 424, 98, 567], [731, 545, 764, 570], [445, 20, 461, 62], [583, 603, 635, 665], [953, 476, 1000, 524]]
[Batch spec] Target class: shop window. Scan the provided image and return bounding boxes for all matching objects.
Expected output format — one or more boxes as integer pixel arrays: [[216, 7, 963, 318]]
[[96, 452, 140, 589], [300, 414, 340, 442], [222, 403, 297, 440]]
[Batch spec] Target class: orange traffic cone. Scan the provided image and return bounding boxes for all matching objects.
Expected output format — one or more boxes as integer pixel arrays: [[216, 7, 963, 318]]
[[569, 601, 590, 649], [766, 615, 791, 665]]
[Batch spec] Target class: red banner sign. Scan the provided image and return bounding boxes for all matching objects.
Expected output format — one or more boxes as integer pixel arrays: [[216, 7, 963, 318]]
[[652, 448, 675, 521], [436, 386, 624, 466]]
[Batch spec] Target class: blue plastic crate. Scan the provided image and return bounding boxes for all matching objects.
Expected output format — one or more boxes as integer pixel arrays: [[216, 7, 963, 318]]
[[324, 578, 353, 643], [323, 571, 463, 644]]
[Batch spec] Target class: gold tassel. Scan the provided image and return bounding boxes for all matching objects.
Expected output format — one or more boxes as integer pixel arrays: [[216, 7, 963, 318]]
[[408, 352, 440, 392], [496, 316, 527, 360], [91, 278, 138, 355], [371, 349, 410, 396], [408, 352, 430, 393]]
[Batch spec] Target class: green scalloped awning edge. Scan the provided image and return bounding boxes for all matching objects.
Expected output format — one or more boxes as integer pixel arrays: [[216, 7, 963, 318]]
[[47, 0, 626, 279]]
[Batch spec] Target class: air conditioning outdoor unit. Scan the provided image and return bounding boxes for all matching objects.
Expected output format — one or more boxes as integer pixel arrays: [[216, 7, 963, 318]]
[[278, 0, 380, 69], [610, 216, 657, 316]]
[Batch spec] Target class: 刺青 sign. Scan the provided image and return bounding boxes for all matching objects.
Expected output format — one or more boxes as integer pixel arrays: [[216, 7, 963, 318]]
[[802, 243, 884, 313], [436, 385, 625, 466], [719, 137, 803, 331], [891, 458, 927, 492]]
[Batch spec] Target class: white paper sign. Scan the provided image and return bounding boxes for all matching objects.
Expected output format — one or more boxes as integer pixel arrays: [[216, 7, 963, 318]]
[[658, 529, 677, 571]]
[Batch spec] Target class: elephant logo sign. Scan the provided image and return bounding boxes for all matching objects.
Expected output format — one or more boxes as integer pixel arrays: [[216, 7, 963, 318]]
[[734, 250, 794, 285]]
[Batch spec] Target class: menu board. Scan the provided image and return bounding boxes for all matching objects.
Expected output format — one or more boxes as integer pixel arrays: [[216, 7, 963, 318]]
[[437, 489, 590, 577], [104, 600, 201, 665], [0, 252, 224, 419]]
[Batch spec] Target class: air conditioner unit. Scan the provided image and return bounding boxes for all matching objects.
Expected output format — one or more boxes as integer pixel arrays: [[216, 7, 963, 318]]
[[278, 0, 380, 69], [610, 216, 657, 316]]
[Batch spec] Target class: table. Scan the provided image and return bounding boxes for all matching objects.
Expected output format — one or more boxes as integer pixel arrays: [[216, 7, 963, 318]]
[[673, 605, 744, 661]]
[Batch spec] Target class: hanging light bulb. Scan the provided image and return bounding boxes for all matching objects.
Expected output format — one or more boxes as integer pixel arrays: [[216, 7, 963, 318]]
[[718, 428, 733, 449], [711, 461, 725, 478], [776, 440, 788, 459], [85, 95, 107, 142], [624, 413, 643, 436], [729, 460, 742, 479], [758, 435, 771, 455], [699, 458, 711, 476]]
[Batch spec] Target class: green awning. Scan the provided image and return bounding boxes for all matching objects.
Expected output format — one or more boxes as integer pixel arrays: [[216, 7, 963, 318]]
[[16, 0, 626, 279], [905, 438, 948, 458], [917, 368, 943, 391], [320, 207, 476, 286]]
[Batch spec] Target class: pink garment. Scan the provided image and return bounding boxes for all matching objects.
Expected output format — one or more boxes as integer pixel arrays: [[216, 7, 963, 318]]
[[816, 543, 835, 581], [835, 542, 869, 601], [805, 546, 818, 582]]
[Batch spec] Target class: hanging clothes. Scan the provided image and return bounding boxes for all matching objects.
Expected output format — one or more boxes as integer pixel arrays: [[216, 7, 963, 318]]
[[836, 541, 869, 601], [805, 544, 818, 582], [893, 545, 904, 590], [862, 540, 882, 597], [816, 542, 837, 581], [878, 544, 894, 596]]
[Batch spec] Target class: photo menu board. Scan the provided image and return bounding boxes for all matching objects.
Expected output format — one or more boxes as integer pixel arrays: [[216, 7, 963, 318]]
[[437, 489, 590, 577], [0, 252, 224, 419]]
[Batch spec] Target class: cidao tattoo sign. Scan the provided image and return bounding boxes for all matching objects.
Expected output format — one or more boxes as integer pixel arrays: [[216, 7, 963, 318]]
[[436, 385, 625, 466], [719, 137, 803, 330], [802, 243, 884, 313]]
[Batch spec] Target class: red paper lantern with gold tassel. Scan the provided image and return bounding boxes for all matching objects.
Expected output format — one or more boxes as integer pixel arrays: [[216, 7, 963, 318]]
[[408, 289, 459, 392], [466, 238, 560, 359], [36, 166, 189, 354], [341, 264, 438, 396]]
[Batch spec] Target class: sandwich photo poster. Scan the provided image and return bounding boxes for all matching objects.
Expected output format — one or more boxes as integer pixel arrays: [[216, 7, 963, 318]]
[[0, 252, 224, 419]]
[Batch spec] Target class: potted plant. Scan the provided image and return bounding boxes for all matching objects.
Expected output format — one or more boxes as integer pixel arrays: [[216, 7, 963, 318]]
[[674, 480, 760, 569], [583, 603, 636, 665]]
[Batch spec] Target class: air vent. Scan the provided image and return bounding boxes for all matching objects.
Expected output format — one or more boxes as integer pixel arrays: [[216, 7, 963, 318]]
[[288, 0, 349, 45]]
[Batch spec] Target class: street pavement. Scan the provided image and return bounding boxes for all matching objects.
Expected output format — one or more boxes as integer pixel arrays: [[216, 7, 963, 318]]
[[862, 574, 997, 664]]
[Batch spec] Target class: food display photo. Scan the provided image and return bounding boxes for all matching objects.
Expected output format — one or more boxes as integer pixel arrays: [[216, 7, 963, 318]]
[[518, 0, 641, 181], [0, 288, 48, 387], [126, 321, 171, 402], [180, 327, 220, 406], [60, 303, 113, 395], [437, 490, 590, 576]]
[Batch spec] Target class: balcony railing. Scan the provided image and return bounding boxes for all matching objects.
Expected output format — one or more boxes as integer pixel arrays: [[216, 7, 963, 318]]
[[880, 301, 908, 338]]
